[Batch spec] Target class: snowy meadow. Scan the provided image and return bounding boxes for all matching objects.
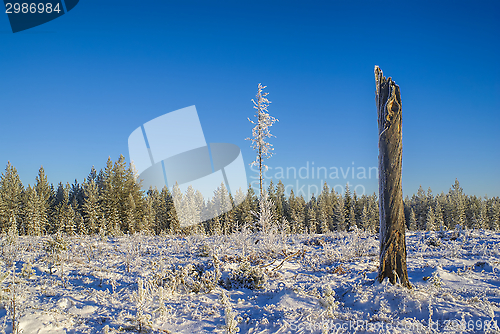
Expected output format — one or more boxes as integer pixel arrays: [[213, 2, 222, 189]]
[[1, 228, 499, 333]]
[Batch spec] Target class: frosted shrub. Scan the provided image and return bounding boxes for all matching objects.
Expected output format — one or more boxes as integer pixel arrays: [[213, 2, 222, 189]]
[[224, 261, 266, 290], [426, 236, 441, 247], [123, 239, 140, 274], [430, 271, 442, 289], [21, 261, 35, 279], [319, 286, 340, 318], [348, 227, 369, 258], [157, 262, 219, 295], [224, 307, 240, 334], [196, 243, 211, 257]]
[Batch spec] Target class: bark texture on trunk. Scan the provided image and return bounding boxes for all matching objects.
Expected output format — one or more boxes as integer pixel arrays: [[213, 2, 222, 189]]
[[375, 66, 411, 288]]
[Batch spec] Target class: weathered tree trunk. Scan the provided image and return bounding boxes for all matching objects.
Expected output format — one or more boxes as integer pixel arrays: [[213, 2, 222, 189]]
[[374, 66, 411, 288]]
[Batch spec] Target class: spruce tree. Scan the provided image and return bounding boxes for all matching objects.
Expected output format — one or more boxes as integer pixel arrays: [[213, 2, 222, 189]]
[[275, 180, 287, 222], [332, 196, 346, 232], [141, 194, 155, 234], [53, 183, 76, 235], [170, 183, 183, 234], [35, 166, 53, 234], [368, 194, 379, 233], [125, 159, 146, 230], [306, 196, 318, 234], [23, 186, 43, 236], [343, 184, 352, 221], [318, 182, 333, 234], [125, 193, 137, 234], [82, 178, 101, 234], [235, 185, 257, 230], [288, 190, 305, 234], [179, 185, 200, 233], [487, 200, 500, 231], [347, 205, 356, 231], [100, 157, 120, 235], [434, 201, 445, 231], [409, 208, 417, 231], [426, 206, 436, 231], [73, 197, 86, 235], [360, 205, 370, 232], [450, 179, 466, 229], [0, 162, 23, 233]]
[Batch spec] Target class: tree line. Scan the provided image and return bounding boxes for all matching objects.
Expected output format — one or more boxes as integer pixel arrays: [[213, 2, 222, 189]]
[[0, 158, 498, 236]]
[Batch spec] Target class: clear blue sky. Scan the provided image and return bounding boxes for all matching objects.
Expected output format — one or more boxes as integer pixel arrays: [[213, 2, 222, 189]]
[[1, 0, 499, 198]]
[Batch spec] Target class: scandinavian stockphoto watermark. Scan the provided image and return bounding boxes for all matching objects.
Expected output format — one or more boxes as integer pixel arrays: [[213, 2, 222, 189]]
[[128, 106, 248, 228], [250, 161, 378, 198], [3, 0, 79, 33], [284, 317, 499, 333]]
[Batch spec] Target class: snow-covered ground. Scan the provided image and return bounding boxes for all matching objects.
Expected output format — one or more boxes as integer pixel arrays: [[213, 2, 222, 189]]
[[1, 229, 499, 333]]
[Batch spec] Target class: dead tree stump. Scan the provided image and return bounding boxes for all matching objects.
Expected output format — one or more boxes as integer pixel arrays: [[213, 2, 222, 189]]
[[374, 66, 411, 288]]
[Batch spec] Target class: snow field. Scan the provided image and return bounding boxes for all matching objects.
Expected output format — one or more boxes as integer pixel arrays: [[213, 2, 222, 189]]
[[0, 229, 499, 333]]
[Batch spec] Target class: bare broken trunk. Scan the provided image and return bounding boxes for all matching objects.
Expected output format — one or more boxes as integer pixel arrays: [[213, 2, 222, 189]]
[[374, 66, 411, 288]]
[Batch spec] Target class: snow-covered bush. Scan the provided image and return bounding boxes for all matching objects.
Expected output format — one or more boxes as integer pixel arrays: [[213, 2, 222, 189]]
[[196, 243, 211, 257], [224, 261, 266, 290]]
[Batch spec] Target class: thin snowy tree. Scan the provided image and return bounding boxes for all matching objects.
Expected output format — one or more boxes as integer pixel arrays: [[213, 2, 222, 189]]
[[247, 83, 278, 199]]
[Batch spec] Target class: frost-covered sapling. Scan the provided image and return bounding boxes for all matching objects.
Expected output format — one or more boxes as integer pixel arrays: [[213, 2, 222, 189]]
[[43, 232, 69, 278], [0, 223, 19, 268], [154, 286, 167, 319], [219, 290, 240, 334], [131, 277, 152, 332], [4, 263, 25, 334]]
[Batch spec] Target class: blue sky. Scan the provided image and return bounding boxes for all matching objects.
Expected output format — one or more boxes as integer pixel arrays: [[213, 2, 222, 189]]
[[0, 0, 499, 198]]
